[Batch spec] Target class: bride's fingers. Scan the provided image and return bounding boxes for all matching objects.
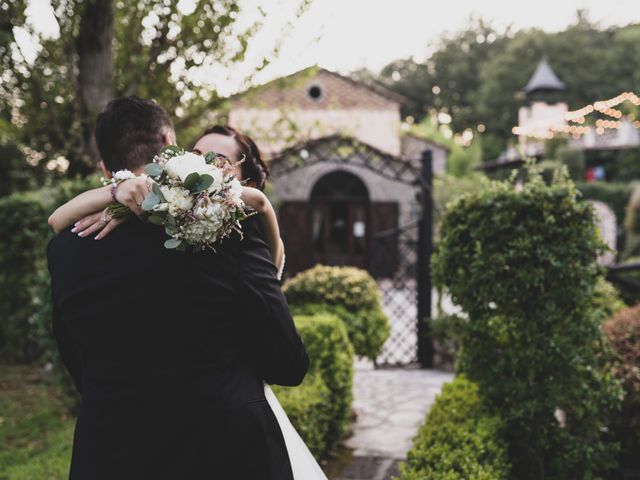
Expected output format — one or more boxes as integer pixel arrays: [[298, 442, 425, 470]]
[[94, 217, 125, 240], [72, 212, 103, 234], [76, 217, 108, 238]]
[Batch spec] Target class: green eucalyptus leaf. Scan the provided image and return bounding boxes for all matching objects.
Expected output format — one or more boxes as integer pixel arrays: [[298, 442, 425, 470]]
[[184, 172, 201, 191], [165, 215, 177, 228], [141, 192, 159, 211], [148, 214, 165, 226], [204, 151, 218, 164], [152, 183, 166, 202], [144, 163, 163, 177], [164, 238, 182, 249], [191, 174, 214, 194]]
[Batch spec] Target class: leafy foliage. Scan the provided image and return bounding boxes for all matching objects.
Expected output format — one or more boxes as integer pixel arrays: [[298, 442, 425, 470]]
[[272, 371, 331, 459], [0, 193, 53, 362], [374, 14, 640, 159], [284, 265, 390, 360], [1, 0, 312, 175], [272, 313, 354, 457], [396, 375, 510, 480], [603, 305, 640, 473], [432, 166, 623, 478]]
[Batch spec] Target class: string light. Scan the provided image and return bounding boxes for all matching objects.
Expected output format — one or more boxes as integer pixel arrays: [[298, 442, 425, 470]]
[[514, 91, 640, 140], [566, 91, 640, 122]]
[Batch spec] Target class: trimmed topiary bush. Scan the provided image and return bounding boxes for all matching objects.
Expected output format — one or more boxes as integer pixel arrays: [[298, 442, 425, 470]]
[[272, 313, 354, 457], [604, 305, 640, 474], [396, 375, 510, 480], [284, 265, 390, 361], [272, 371, 331, 458], [432, 166, 622, 479]]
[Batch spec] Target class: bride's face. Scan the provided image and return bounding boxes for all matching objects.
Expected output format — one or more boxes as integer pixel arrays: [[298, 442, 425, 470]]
[[192, 133, 243, 180]]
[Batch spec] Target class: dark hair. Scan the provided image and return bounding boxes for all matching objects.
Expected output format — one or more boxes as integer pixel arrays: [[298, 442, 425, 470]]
[[95, 96, 173, 172], [199, 125, 269, 190]]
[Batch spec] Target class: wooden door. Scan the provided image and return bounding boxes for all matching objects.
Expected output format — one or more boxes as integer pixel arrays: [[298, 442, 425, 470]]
[[369, 202, 399, 278], [279, 201, 314, 276]]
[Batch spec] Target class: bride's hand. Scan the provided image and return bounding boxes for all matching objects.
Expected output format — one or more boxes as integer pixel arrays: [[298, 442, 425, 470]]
[[72, 208, 126, 240], [114, 177, 153, 217]]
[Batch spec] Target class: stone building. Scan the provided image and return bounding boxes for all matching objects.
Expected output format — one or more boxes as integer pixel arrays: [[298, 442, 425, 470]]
[[228, 66, 448, 277]]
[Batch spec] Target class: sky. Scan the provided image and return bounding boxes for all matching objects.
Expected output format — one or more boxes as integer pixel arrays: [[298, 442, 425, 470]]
[[20, 0, 640, 96]]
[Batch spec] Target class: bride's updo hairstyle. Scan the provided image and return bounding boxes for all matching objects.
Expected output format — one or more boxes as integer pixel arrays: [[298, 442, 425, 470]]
[[200, 125, 269, 191]]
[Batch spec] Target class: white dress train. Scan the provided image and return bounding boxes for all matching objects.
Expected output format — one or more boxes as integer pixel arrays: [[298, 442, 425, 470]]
[[267, 253, 328, 480], [264, 384, 328, 479]]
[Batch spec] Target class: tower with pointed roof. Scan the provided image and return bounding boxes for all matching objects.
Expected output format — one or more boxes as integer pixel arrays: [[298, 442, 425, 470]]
[[516, 59, 569, 154]]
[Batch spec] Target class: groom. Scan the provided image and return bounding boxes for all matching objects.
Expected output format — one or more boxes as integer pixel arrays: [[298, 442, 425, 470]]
[[47, 96, 309, 479]]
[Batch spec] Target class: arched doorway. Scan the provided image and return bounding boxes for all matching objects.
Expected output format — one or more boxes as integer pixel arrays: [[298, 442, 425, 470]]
[[310, 170, 370, 268]]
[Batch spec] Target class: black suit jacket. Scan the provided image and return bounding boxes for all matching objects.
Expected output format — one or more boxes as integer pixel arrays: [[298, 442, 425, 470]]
[[47, 216, 309, 480]]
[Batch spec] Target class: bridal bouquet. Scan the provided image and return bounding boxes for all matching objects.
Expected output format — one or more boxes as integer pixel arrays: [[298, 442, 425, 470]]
[[110, 146, 252, 251]]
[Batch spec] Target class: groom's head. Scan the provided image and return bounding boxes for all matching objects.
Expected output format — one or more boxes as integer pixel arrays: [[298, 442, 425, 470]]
[[95, 96, 175, 176]]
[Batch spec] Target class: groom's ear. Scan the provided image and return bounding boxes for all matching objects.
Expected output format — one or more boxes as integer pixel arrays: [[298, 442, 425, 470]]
[[162, 130, 176, 147], [99, 161, 112, 179]]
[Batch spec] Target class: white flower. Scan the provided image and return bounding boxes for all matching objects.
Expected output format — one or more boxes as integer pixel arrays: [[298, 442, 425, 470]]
[[113, 169, 137, 181], [159, 185, 193, 215], [207, 168, 225, 193], [227, 178, 244, 207], [165, 152, 217, 182]]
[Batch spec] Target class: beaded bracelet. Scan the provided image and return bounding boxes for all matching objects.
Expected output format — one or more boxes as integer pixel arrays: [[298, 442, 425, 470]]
[[110, 182, 119, 203]]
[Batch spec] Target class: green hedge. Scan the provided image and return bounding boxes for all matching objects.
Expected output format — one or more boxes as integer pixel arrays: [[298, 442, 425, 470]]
[[396, 376, 510, 480], [0, 193, 53, 362], [604, 305, 640, 474], [271, 371, 331, 458], [284, 265, 390, 361], [273, 313, 354, 458], [432, 166, 622, 478]]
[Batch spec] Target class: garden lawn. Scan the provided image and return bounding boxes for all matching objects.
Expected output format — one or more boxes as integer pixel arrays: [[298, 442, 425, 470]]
[[0, 364, 73, 479]]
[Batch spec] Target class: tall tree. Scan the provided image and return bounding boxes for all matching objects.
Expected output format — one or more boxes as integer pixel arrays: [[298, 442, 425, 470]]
[[0, 0, 311, 176], [375, 11, 640, 161]]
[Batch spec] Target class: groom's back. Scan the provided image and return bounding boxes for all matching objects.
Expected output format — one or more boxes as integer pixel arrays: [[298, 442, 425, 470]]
[[48, 219, 261, 403]]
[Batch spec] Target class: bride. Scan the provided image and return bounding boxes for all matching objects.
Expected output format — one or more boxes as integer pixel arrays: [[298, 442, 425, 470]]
[[48, 125, 328, 480]]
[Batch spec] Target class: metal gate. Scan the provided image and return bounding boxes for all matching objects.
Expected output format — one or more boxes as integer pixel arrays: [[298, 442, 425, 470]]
[[371, 221, 420, 365], [271, 136, 434, 368]]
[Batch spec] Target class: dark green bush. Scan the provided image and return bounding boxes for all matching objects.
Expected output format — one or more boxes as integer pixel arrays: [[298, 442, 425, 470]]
[[289, 302, 388, 363], [50, 175, 102, 211], [604, 305, 640, 475], [396, 375, 510, 480], [284, 265, 390, 360], [612, 147, 640, 182], [272, 371, 331, 458], [0, 193, 53, 362], [429, 313, 465, 371], [557, 146, 586, 181], [591, 277, 627, 323], [432, 167, 622, 479], [273, 313, 354, 457]]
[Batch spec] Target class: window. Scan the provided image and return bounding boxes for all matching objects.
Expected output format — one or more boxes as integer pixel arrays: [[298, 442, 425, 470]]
[[307, 84, 324, 102]]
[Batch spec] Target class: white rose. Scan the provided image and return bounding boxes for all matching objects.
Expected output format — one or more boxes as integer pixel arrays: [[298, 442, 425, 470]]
[[160, 185, 193, 215], [165, 152, 216, 182]]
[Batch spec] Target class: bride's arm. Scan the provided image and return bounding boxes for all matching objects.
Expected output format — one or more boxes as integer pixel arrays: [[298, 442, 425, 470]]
[[241, 187, 284, 270], [48, 178, 150, 234]]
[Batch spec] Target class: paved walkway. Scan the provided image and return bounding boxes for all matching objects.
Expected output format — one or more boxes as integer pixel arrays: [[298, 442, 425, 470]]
[[334, 361, 453, 480]]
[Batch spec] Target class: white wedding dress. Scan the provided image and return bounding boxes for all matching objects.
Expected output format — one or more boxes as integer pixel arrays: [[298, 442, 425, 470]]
[[264, 253, 328, 480]]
